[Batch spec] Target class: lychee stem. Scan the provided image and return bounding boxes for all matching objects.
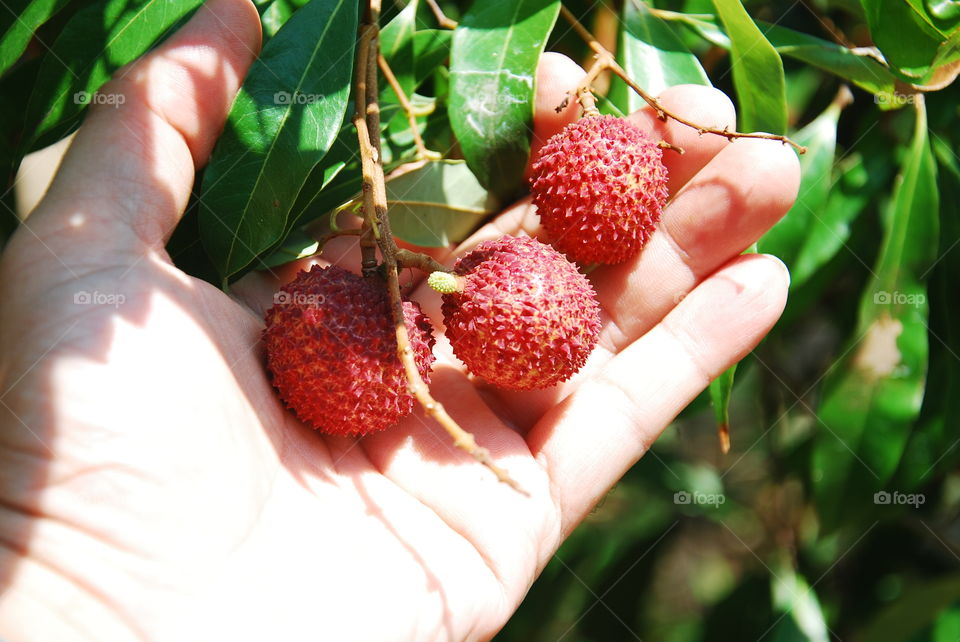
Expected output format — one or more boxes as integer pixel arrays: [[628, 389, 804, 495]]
[[558, 5, 807, 154], [427, 271, 464, 294], [352, 0, 525, 494], [424, 0, 457, 29], [378, 53, 440, 161], [395, 248, 448, 274]]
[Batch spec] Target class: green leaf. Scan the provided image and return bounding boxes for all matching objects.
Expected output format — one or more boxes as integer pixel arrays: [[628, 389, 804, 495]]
[[449, 0, 560, 199], [711, 0, 787, 134], [933, 607, 960, 642], [861, 0, 948, 81], [378, 2, 451, 135], [198, 0, 358, 284], [811, 99, 939, 531], [260, 227, 320, 269], [610, 0, 709, 113], [0, 0, 72, 77], [791, 152, 871, 286], [268, 117, 359, 255], [266, 17, 442, 264], [661, 11, 899, 104], [709, 364, 735, 452], [759, 90, 846, 281], [929, 0, 960, 22], [894, 138, 960, 489], [24, 0, 203, 151], [260, 0, 309, 40], [384, 160, 499, 247], [380, 0, 419, 99], [382, 28, 451, 104]]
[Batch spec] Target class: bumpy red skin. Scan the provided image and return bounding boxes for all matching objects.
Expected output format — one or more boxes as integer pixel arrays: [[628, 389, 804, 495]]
[[530, 115, 669, 264], [264, 265, 435, 436], [441, 236, 601, 390]]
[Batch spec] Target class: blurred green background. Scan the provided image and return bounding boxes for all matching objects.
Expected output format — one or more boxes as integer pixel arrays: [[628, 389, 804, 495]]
[[498, 1, 960, 640], [2, 0, 958, 639]]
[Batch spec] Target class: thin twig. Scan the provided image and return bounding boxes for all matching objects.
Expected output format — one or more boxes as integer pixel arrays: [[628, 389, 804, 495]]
[[559, 5, 807, 154], [425, 0, 458, 29], [395, 248, 449, 273], [354, 1, 523, 493], [378, 53, 440, 161]]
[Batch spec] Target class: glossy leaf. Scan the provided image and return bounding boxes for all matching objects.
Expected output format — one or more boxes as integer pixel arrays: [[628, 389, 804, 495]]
[[384, 160, 499, 247], [894, 138, 960, 490], [811, 100, 939, 530], [260, 227, 321, 269], [260, 0, 309, 40], [711, 0, 787, 134], [759, 91, 845, 280], [449, 0, 560, 199], [610, 0, 710, 113], [24, 0, 203, 151], [791, 153, 871, 286], [381, 0, 419, 65], [382, 29, 451, 105], [861, 0, 947, 82], [199, 0, 358, 284], [662, 11, 899, 104], [271, 117, 360, 252], [0, 0, 71, 77], [269, 14, 444, 262]]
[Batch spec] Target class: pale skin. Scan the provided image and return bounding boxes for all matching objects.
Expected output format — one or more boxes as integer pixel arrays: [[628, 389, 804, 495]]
[[0, 1, 799, 640]]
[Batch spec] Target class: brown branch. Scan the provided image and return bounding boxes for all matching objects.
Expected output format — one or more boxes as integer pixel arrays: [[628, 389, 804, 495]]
[[378, 53, 440, 161], [395, 248, 449, 274], [354, 1, 523, 493], [425, 0, 458, 29], [558, 5, 807, 154]]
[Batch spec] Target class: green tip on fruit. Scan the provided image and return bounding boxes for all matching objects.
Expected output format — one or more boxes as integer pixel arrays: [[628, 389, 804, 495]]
[[427, 271, 462, 294]]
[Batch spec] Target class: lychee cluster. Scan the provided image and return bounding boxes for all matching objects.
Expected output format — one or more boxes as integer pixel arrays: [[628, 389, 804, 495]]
[[530, 114, 669, 264], [263, 115, 668, 434], [263, 265, 435, 436], [264, 236, 604, 433]]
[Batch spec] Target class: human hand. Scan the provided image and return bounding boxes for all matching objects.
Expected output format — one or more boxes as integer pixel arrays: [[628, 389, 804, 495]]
[[0, 1, 799, 640]]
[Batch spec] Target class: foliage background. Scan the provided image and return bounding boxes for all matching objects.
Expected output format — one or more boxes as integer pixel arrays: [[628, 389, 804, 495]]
[[1, 0, 959, 639]]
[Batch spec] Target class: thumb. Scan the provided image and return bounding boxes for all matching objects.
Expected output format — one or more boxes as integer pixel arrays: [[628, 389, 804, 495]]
[[26, 0, 261, 255]]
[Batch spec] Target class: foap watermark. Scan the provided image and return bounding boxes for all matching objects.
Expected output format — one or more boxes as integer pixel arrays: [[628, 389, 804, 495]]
[[73, 90, 126, 107], [874, 490, 925, 508], [273, 291, 325, 306], [873, 290, 926, 307], [74, 290, 126, 308], [674, 490, 725, 507], [874, 93, 919, 107], [274, 91, 322, 106]]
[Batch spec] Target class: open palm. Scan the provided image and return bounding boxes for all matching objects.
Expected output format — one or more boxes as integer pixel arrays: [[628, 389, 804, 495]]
[[0, 1, 798, 640]]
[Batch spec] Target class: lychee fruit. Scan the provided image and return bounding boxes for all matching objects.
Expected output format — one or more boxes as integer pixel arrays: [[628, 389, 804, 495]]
[[430, 235, 601, 390], [530, 114, 669, 264], [264, 265, 435, 435]]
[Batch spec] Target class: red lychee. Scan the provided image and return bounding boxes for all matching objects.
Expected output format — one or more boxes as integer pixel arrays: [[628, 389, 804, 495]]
[[530, 114, 669, 264], [430, 236, 601, 390], [264, 265, 435, 435]]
